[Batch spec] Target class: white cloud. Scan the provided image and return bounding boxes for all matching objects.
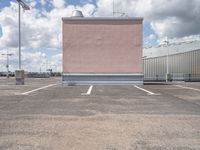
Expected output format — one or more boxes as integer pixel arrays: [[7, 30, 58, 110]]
[[96, 0, 200, 40], [77, 4, 96, 16], [0, 49, 62, 72], [0, 1, 96, 72], [1, 0, 200, 49], [49, 53, 62, 72], [22, 51, 46, 71], [144, 34, 157, 47], [0, 48, 16, 72], [52, 0, 66, 8], [40, 0, 47, 6], [166, 35, 200, 44], [1, 0, 200, 72], [0, 1, 96, 50]]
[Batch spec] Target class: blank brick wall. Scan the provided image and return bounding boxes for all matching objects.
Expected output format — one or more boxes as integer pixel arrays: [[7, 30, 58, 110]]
[[63, 19, 143, 73]]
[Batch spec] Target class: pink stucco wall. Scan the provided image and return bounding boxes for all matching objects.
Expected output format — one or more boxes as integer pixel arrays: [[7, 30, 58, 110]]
[[63, 19, 143, 73]]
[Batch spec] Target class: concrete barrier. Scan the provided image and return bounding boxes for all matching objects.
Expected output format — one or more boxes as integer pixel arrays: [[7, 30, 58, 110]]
[[15, 70, 25, 85]]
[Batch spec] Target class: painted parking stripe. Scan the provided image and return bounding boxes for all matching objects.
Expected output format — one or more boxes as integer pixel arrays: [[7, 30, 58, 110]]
[[81, 85, 93, 96], [175, 85, 200, 92], [19, 84, 57, 95], [134, 85, 159, 95]]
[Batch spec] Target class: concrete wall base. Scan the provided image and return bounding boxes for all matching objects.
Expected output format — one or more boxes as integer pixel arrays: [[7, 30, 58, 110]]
[[62, 73, 144, 85], [15, 70, 25, 85]]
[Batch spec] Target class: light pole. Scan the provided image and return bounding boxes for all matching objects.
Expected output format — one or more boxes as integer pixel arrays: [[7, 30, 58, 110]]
[[142, 56, 147, 82], [15, 0, 30, 85], [164, 40, 169, 82], [51, 65, 57, 72], [44, 56, 48, 73], [16, 0, 30, 70], [2, 51, 14, 78]]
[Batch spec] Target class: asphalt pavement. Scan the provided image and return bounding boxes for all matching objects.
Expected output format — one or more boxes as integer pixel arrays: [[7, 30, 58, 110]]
[[0, 77, 200, 150]]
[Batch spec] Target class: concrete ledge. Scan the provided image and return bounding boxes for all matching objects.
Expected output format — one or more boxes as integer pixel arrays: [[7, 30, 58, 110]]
[[15, 70, 25, 85], [62, 73, 144, 85]]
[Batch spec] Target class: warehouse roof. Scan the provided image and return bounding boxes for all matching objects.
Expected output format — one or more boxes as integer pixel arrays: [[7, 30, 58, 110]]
[[62, 17, 143, 21], [143, 40, 200, 58]]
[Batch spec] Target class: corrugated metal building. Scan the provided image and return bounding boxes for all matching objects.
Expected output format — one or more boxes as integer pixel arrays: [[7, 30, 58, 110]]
[[143, 41, 200, 81], [62, 11, 143, 85]]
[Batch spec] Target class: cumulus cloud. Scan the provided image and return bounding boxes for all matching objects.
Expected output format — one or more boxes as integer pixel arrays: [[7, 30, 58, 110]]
[[49, 53, 62, 72], [1, 0, 200, 49], [52, 0, 66, 8], [0, 1, 96, 50], [144, 0, 200, 39], [40, 0, 47, 6], [96, 0, 200, 41], [0, 1, 96, 72], [0, 48, 47, 72], [144, 34, 157, 47], [0, 48, 16, 72], [0, 49, 62, 73], [1, 0, 200, 72]]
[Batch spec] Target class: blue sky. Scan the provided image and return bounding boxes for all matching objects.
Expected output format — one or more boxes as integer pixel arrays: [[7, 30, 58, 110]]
[[0, 0, 158, 46], [0, 0, 93, 7], [0, 0, 200, 72], [0, 0, 10, 7]]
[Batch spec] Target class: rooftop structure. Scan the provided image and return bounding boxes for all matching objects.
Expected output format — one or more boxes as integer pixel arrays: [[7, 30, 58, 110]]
[[62, 11, 143, 85], [143, 40, 200, 82], [143, 40, 200, 58]]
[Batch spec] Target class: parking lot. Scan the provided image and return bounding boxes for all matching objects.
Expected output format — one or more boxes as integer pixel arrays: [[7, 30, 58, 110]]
[[0, 77, 200, 150]]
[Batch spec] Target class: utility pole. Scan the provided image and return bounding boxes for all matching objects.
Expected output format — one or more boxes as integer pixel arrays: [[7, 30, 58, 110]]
[[15, 0, 30, 85], [18, 1, 21, 69], [2, 51, 14, 78], [16, 0, 30, 70], [164, 40, 170, 82], [142, 56, 147, 81]]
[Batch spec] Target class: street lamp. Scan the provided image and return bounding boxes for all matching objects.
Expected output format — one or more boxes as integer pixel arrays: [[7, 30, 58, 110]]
[[16, 0, 30, 70], [164, 40, 169, 82], [15, 0, 30, 85], [142, 56, 147, 82], [2, 51, 14, 78]]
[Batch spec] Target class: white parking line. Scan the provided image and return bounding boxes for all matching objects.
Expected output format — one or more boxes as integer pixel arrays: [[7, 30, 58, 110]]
[[81, 85, 93, 96], [175, 85, 200, 92], [134, 85, 159, 95], [19, 84, 57, 95]]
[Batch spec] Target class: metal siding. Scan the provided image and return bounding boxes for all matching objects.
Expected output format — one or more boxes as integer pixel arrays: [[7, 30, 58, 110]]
[[144, 41, 200, 58], [195, 50, 197, 73], [63, 74, 143, 85], [143, 49, 200, 81], [197, 50, 200, 74]]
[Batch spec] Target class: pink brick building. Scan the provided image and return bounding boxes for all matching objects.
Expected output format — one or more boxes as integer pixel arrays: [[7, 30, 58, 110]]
[[62, 15, 143, 85]]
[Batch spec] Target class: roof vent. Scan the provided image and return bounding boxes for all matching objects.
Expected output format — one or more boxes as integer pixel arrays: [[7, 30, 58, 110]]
[[71, 10, 84, 18]]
